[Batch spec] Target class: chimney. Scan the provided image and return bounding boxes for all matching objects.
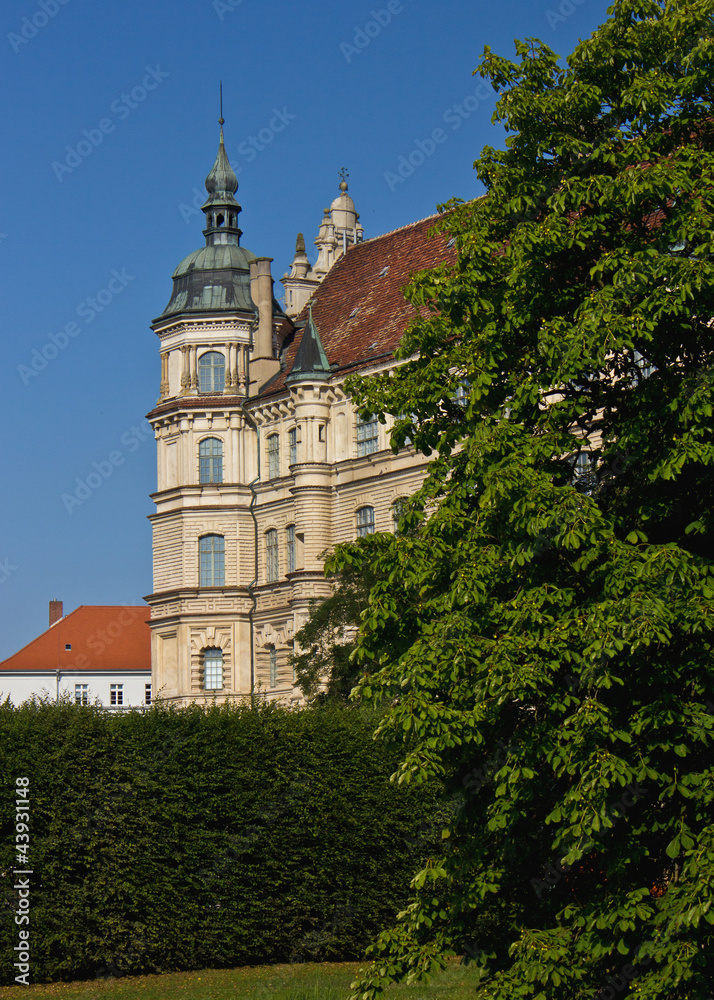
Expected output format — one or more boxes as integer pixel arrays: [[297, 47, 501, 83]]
[[49, 600, 63, 627], [250, 257, 275, 360]]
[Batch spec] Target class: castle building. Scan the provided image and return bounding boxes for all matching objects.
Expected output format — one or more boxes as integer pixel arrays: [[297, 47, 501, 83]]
[[145, 126, 454, 705]]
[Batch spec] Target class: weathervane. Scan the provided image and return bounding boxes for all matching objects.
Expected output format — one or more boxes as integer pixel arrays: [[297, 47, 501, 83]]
[[339, 166, 349, 185]]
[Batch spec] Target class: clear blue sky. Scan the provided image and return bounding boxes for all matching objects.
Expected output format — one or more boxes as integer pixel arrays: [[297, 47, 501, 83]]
[[0, 0, 613, 660]]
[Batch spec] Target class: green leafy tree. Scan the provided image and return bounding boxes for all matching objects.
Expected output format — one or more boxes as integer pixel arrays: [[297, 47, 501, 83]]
[[339, 2, 714, 997], [290, 554, 379, 704]]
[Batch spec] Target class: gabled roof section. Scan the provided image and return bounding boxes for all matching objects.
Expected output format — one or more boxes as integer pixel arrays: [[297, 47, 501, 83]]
[[0, 606, 151, 673], [258, 212, 456, 398]]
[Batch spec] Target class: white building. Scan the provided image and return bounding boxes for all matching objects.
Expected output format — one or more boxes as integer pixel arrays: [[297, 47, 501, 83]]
[[0, 602, 152, 709]]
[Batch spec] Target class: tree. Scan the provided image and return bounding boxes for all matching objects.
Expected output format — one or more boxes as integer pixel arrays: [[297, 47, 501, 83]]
[[290, 556, 378, 704], [340, 2, 714, 998]]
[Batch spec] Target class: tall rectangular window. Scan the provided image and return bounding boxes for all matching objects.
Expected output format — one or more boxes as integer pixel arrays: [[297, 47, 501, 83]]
[[286, 524, 296, 574], [288, 427, 297, 466], [75, 684, 88, 705], [356, 414, 379, 457], [144, 684, 152, 706], [266, 529, 279, 582], [110, 684, 123, 706], [200, 534, 225, 587], [199, 438, 223, 484], [198, 352, 225, 393], [268, 434, 280, 479], [269, 647, 278, 688], [203, 649, 223, 690], [357, 506, 375, 537]]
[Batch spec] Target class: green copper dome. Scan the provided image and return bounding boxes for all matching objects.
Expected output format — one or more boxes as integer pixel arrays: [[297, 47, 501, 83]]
[[155, 126, 259, 322]]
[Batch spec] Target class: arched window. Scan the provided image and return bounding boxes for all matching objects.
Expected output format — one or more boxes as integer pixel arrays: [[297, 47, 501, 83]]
[[356, 506, 375, 538], [199, 438, 223, 484], [267, 434, 280, 479], [198, 352, 225, 393], [199, 534, 225, 587], [266, 529, 279, 582], [203, 648, 223, 690]]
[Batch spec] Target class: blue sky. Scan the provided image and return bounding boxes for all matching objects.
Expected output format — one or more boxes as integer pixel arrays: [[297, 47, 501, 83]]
[[0, 0, 614, 660]]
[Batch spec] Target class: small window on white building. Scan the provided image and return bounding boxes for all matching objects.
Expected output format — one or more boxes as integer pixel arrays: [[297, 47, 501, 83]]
[[356, 414, 379, 457], [357, 506, 375, 538], [203, 648, 224, 691], [110, 684, 123, 706], [75, 684, 88, 705], [144, 684, 152, 706], [288, 427, 297, 466]]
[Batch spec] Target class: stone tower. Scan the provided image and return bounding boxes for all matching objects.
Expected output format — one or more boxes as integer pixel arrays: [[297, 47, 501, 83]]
[[145, 123, 287, 703]]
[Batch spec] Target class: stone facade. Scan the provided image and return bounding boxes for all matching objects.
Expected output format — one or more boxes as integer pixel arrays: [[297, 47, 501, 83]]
[[146, 129, 454, 705]]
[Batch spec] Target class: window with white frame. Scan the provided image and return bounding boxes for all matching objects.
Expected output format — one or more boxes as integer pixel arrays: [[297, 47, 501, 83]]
[[286, 524, 296, 574], [110, 684, 123, 706], [356, 414, 379, 457], [144, 684, 152, 706], [198, 352, 225, 393], [268, 434, 280, 479], [75, 684, 88, 705], [199, 438, 223, 484], [199, 534, 225, 587], [203, 648, 223, 690], [269, 646, 278, 688], [266, 529, 279, 582], [357, 506, 375, 537], [288, 427, 297, 466]]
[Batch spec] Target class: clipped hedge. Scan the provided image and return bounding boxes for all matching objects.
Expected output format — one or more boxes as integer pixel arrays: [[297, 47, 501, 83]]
[[0, 700, 443, 984]]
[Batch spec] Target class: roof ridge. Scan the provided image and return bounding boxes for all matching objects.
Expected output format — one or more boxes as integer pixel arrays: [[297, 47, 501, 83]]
[[360, 210, 447, 244]]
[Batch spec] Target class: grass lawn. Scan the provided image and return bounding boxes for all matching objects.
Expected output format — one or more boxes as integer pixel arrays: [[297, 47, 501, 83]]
[[1, 959, 487, 1000]]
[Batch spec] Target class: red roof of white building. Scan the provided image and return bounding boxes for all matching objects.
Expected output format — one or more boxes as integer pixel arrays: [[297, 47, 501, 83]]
[[0, 606, 151, 673]]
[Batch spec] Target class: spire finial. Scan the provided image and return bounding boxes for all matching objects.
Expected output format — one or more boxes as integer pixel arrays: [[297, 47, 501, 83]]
[[339, 166, 349, 192], [219, 80, 224, 128]]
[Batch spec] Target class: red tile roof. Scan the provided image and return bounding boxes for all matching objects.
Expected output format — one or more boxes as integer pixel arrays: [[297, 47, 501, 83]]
[[259, 212, 456, 397], [0, 606, 151, 673]]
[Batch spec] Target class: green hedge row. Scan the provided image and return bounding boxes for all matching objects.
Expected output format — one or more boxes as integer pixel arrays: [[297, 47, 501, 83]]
[[0, 700, 442, 984]]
